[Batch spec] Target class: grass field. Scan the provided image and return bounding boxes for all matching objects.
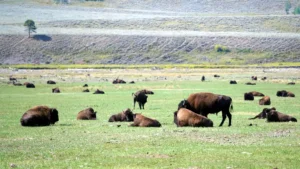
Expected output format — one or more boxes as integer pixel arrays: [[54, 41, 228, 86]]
[[0, 68, 300, 169]]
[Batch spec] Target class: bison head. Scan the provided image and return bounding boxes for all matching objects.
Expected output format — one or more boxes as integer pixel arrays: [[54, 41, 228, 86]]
[[124, 108, 134, 121], [178, 99, 192, 110], [49, 108, 59, 124]]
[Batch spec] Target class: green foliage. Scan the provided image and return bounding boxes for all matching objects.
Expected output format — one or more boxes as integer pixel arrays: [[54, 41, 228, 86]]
[[293, 5, 300, 14], [53, 0, 70, 4], [24, 19, 36, 38], [285, 1, 292, 14], [214, 44, 230, 53]]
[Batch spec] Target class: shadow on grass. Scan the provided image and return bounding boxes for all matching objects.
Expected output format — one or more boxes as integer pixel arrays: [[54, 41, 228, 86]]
[[32, 34, 52, 41]]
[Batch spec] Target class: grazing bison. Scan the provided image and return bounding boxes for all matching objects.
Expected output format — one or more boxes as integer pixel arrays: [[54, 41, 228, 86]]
[[245, 82, 256, 85], [77, 108, 97, 120], [83, 84, 88, 87], [201, 76, 205, 82], [251, 91, 264, 97], [83, 89, 90, 92], [112, 78, 126, 84], [266, 110, 297, 122], [26, 83, 35, 88], [230, 80, 237, 84], [108, 108, 134, 122], [47, 80, 56, 84], [249, 107, 276, 120], [244, 92, 254, 101], [178, 92, 233, 126], [251, 76, 257, 80], [287, 82, 295, 85], [130, 113, 161, 127], [93, 89, 105, 94], [20, 106, 59, 126], [174, 108, 213, 127], [259, 96, 271, 105], [52, 87, 60, 93]]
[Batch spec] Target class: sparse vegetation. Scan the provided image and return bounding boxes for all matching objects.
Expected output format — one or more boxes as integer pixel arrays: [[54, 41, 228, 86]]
[[214, 45, 230, 53]]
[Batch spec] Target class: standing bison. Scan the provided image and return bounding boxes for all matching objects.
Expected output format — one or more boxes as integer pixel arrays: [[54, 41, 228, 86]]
[[130, 113, 161, 127], [178, 92, 233, 126], [259, 96, 271, 105], [132, 89, 154, 109], [108, 108, 134, 122], [249, 107, 276, 120], [266, 110, 297, 122], [20, 106, 59, 126], [174, 108, 213, 127], [77, 108, 97, 120]]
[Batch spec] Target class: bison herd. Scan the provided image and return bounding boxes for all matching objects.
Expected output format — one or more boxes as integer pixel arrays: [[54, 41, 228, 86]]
[[14, 75, 297, 128]]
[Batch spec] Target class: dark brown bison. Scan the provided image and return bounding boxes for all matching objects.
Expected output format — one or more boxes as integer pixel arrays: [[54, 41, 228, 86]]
[[112, 78, 126, 84], [26, 83, 35, 88], [77, 108, 97, 120], [129, 81, 135, 84], [132, 90, 150, 109], [261, 77, 267, 80], [259, 96, 271, 105], [20, 106, 59, 126], [251, 91, 264, 96], [287, 92, 295, 97], [244, 92, 254, 101], [214, 74, 220, 78], [201, 76, 205, 82], [130, 113, 161, 127], [108, 108, 134, 122], [174, 108, 213, 127], [83, 84, 88, 87], [266, 110, 297, 122], [47, 80, 56, 84], [13, 81, 22, 86], [230, 80, 237, 84], [276, 90, 295, 97], [93, 89, 105, 94], [249, 107, 276, 120], [83, 89, 90, 92], [245, 82, 256, 85], [9, 77, 17, 81], [251, 76, 257, 80], [287, 82, 295, 85], [52, 87, 60, 93], [178, 92, 233, 126], [138, 89, 154, 95]]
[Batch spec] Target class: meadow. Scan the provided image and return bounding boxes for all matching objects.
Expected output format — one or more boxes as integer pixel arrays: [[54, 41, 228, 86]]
[[0, 68, 300, 169]]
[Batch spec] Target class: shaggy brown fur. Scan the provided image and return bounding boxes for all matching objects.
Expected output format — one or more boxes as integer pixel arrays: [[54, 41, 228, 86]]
[[178, 92, 233, 126], [108, 108, 134, 122], [174, 108, 213, 127], [267, 110, 297, 122], [77, 108, 97, 120], [250, 91, 265, 97], [259, 96, 271, 105], [20, 106, 59, 126], [132, 91, 149, 109], [112, 78, 126, 84], [52, 87, 60, 93], [249, 107, 276, 120], [244, 92, 254, 101], [287, 92, 295, 97], [130, 113, 161, 127]]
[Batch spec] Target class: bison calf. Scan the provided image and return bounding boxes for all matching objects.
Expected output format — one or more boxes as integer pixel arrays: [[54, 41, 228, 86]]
[[20, 106, 59, 126], [249, 107, 276, 120], [259, 96, 271, 105], [267, 110, 297, 122], [77, 108, 97, 120], [130, 113, 161, 127], [108, 108, 134, 122], [174, 108, 213, 127], [244, 92, 254, 101]]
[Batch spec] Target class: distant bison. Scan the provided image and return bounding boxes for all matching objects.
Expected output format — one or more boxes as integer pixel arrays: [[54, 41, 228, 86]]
[[83, 84, 88, 87], [174, 108, 213, 127], [287, 82, 295, 85], [249, 107, 276, 120], [26, 83, 35, 88], [129, 81, 135, 84], [276, 90, 295, 97], [13, 81, 22, 86], [251, 91, 264, 97], [261, 77, 267, 80], [178, 92, 233, 126], [132, 90, 154, 109], [259, 96, 271, 105], [20, 106, 59, 126], [47, 80, 56, 84], [130, 113, 161, 127], [83, 89, 90, 92], [112, 78, 126, 84], [230, 80, 237, 84], [251, 76, 257, 80], [93, 89, 105, 94], [245, 82, 256, 85], [201, 76, 205, 82], [214, 74, 220, 78], [266, 110, 297, 122], [244, 92, 254, 101], [52, 87, 60, 93], [9, 77, 17, 81], [108, 108, 134, 122], [77, 108, 97, 120]]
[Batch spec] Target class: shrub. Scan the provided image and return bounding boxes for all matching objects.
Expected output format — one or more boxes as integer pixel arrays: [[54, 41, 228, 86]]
[[214, 45, 230, 53], [293, 5, 300, 15], [285, 1, 292, 14]]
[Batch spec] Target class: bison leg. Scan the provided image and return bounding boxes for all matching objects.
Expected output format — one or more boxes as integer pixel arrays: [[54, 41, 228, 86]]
[[219, 111, 232, 127]]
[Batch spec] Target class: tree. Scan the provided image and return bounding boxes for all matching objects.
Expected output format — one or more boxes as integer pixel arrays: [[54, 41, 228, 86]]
[[285, 1, 292, 14], [24, 19, 37, 38], [293, 5, 300, 14]]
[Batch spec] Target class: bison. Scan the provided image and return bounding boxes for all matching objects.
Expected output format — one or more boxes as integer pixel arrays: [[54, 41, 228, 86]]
[[276, 90, 295, 97], [245, 82, 256, 85], [178, 92, 233, 126], [47, 80, 56, 84], [20, 106, 59, 126], [83, 84, 88, 87], [251, 91, 264, 97], [26, 83, 35, 88], [249, 107, 276, 120], [266, 110, 297, 122], [108, 108, 134, 122], [201, 76, 205, 82], [261, 77, 267, 80], [259, 96, 271, 105], [13, 81, 22, 86], [287, 92, 295, 97], [174, 108, 213, 127], [93, 89, 105, 94], [132, 90, 154, 109], [112, 78, 126, 84], [77, 108, 97, 120], [129, 113, 161, 127], [129, 81, 135, 84], [214, 74, 220, 78], [230, 80, 237, 84], [83, 89, 90, 92], [287, 82, 295, 85], [52, 87, 60, 93], [251, 76, 257, 80], [244, 92, 254, 101]]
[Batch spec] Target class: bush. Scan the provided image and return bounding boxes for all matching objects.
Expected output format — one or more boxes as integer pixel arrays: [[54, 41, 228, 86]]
[[285, 1, 292, 14], [293, 6, 300, 14], [214, 45, 230, 53]]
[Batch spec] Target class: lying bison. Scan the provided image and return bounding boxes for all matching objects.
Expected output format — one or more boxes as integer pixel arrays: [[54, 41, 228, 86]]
[[47, 80, 56, 84], [276, 90, 295, 97], [261, 77, 267, 80], [259, 96, 271, 105], [178, 92, 233, 126], [251, 76, 257, 80], [214, 74, 220, 78], [132, 89, 154, 109], [245, 82, 256, 85], [174, 108, 213, 127], [230, 80, 237, 84], [130, 113, 161, 127], [251, 91, 264, 97], [26, 83, 35, 88], [83, 89, 90, 92], [93, 89, 105, 94], [287, 82, 295, 85], [244, 92, 254, 101], [266, 110, 297, 122], [52, 87, 60, 93], [83, 84, 88, 87], [77, 108, 97, 120], [249, 107, 276, 120], [112, 78, 126, 84], [108, 108, 134, 122], [20, 106, 59, 126]]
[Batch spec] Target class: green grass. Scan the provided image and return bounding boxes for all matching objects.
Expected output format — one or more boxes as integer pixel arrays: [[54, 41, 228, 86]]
[[1, 69, 300, 168]]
